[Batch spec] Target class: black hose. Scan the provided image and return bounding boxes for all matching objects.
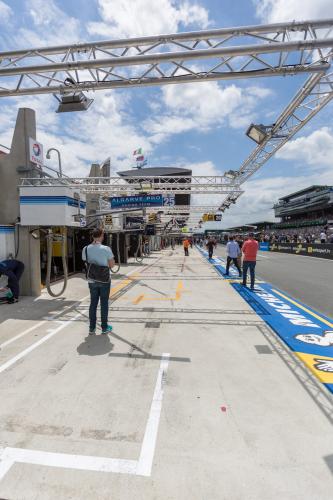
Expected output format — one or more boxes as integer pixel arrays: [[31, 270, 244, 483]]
[[46, 231, 68, 297], [110, 232, 121, 273], [135, 233, 144, 263], [14, 223, 20, 258]]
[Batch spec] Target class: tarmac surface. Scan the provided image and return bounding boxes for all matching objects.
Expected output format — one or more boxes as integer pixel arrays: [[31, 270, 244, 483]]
[[0, 246, 332, 500], [215, 243, 333, 318]]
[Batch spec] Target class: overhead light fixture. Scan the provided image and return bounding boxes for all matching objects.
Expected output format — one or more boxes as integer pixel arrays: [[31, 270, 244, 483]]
[[55, 92, 94, 113], [54, 78, 93, 112], [245, 123, 271, 144], [225, 169, 239, 180]]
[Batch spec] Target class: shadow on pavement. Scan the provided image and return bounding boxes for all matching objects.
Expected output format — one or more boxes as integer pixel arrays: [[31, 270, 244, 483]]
[[77, 335, 114, 356]]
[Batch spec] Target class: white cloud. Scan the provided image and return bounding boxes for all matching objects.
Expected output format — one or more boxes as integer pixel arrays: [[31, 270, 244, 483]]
[[0, 91, 154, 177], [276, 127, 333, 168], [0, 1, 12, 23], [15, 0, 81, 47], [254, 0, 333, 23], [87, 0, 210, 38], [144, 82, 273, 142]]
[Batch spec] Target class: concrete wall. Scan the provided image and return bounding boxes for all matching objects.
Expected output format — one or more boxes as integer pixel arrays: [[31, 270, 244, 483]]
[[0, 108, 41, 296]]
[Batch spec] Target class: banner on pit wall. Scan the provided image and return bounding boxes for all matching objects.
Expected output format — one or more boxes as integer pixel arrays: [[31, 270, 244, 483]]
[[259, 242, 270, 251], [270, 242, 333, 260], [29, 138, 43, 168]]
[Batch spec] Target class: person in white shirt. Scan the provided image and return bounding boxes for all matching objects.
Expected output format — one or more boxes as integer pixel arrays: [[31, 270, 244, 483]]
[[320, 231, 327, 243], [225, 236, 242, 277]]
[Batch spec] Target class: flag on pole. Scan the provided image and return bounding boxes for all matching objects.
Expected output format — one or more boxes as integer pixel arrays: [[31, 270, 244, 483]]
[[136, 155, 144, 162], [133, 148, 142, 156]]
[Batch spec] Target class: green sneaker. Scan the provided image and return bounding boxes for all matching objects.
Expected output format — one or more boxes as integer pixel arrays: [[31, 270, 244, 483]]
[[101, 325, 113, 334]]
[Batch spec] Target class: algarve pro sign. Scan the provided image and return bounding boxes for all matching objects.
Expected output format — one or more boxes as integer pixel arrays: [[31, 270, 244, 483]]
[[110, 194, 163, 209]]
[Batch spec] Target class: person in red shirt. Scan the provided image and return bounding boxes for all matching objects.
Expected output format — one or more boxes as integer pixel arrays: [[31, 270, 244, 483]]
[[242, 233, 259, 290]]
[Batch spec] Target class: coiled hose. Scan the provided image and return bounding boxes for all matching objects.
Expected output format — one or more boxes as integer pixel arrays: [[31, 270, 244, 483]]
[[46, 231, 68, 297], [110, 232, 121, 274]]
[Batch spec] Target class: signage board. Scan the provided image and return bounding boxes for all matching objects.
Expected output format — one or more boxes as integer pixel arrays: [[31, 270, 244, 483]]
[[270, 242, 333, 260], [163, 194, 175, 207], [110, 194, 163, 209], [259, 242, 270, 251], [29, 138, 43, 168], [105, 214, 113, 225], [124, 216, 144, 230]]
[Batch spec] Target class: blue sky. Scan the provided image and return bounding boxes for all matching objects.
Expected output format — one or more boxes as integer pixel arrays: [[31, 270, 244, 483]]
[[0, 0, 332, 227]]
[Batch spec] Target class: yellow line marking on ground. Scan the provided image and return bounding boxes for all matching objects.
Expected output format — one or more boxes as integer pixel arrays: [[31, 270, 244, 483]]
[[131, 280, 187, 304], [110, 279, 131, 297], [133, 294, 145, 305], [272, 289, 333, 328], [175, 280, 183, 300]]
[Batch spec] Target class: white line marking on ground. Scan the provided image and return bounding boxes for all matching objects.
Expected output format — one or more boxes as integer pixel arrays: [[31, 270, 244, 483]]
[[0, 354, 171, 480], [0, 296, 89, 351], [257, 253, 270, 259], [137, 353, 170, 476], [0, 448, 137, 479], [0, 313, 81, 375], [0, 259, 147, 352]]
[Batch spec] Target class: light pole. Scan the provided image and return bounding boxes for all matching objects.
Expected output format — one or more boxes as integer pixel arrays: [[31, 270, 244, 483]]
[[46, 147, 62, 177]]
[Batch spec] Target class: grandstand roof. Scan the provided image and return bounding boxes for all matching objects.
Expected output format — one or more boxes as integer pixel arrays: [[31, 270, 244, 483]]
[[279, 185, 332, 201], [117, 166, 192, 177]]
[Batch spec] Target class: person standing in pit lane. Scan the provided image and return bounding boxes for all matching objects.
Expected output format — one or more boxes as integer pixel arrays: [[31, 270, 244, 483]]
[[183, 238, 190, 256], [225, 236, 242, 277], [242, 232, 258, 291], [236, 235, 243, 270], [82, 228, 115, 335], [206, 237, 216, 260]]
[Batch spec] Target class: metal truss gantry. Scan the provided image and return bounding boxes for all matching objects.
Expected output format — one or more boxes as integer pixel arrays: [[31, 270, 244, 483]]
[[5, 19, 333, 224], [20, 175, 241, 195], [0, 19, 332, 96], [220, 66, 333, 211]]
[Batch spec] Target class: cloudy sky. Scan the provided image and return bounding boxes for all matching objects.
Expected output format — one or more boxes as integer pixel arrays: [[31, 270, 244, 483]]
[[0, 0, 332, 227]]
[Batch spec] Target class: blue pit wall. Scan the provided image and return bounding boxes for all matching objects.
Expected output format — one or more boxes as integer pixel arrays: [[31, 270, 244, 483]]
[[197, 246, 333, 395]]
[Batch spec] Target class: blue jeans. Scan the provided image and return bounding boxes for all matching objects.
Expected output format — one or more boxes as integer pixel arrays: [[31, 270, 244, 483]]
[[242, 261, 256, 288], [88, 282, 111, 331]]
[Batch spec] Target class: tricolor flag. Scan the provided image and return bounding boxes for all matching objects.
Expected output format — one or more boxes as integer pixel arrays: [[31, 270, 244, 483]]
[[133, 148, 142, 156]]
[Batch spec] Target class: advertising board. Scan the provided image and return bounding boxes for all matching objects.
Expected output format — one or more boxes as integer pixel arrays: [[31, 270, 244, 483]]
[[29, 138, 43, 168], [270, 242, 333, 260]]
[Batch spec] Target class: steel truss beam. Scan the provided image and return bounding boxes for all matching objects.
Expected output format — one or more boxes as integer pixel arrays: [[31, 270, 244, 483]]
[[221, 68, 333, 211], [1, 20, 332, 97], [20, 176, 241, 195]]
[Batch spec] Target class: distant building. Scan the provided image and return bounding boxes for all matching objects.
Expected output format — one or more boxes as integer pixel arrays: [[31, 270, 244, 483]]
[[273, 185, 333, 229]]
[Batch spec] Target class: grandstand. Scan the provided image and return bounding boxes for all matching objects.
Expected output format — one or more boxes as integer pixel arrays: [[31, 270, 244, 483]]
[[273, 185, 333, 229]]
